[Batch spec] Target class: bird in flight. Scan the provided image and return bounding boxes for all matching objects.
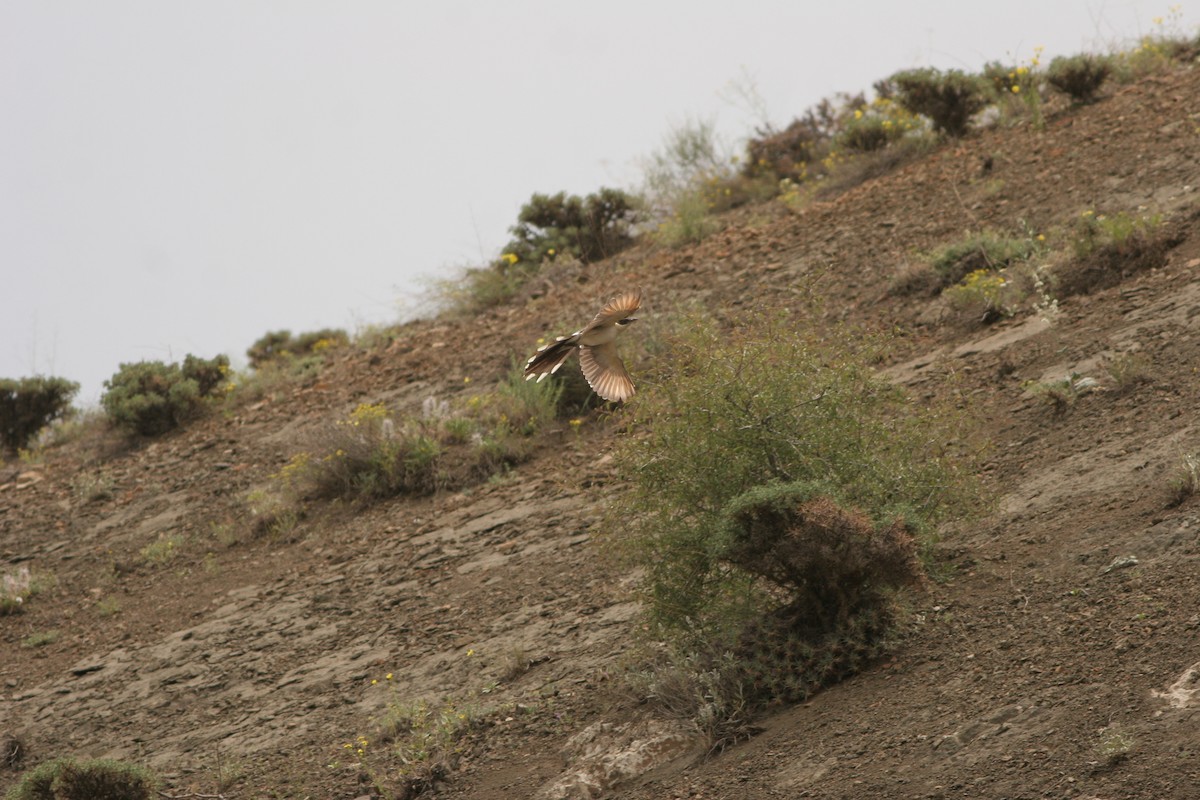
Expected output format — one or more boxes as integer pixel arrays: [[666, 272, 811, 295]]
[[523, 290, 642, 402]]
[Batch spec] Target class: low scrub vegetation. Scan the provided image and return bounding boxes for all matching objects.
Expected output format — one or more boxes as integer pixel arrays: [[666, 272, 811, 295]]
[[887, 68, 988, 138], [1056, 209, 1172, 296], [246, 328, 348, 369], [0, 376, 79, 456], [277, 363, 572, 505], [611, 311, 979, 746], [1046, 54, 1113, 104], [101, 354, 230, 436], [441, 189, 641, 313], [5, 757, 157, 800], [506, 188, 640, 265]]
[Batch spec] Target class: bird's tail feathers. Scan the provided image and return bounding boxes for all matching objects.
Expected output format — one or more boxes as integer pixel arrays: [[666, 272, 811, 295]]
[[524, 336, 578, 380]]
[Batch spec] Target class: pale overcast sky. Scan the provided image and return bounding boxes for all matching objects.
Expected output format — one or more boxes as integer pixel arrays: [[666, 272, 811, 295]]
[[3, 1, 1195, 403]]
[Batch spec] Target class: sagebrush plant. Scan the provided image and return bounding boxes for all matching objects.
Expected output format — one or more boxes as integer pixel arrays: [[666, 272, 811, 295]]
[[101, 354, 230, 436], [0, 376, 79, 456], [889, 68, 989, 138], [1046, 53, 1113, 104], [4, 757, 157, 800]]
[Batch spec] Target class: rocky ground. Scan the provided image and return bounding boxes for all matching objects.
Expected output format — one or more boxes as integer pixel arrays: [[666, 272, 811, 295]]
[[3, 62, 1200, 799]]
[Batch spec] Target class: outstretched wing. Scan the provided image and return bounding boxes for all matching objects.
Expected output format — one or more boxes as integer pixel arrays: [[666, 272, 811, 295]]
[[582, 290, 642, 334], [579, 341, 635, 402]]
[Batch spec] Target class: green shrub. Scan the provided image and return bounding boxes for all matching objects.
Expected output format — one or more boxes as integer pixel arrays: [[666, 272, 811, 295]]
[[1046, 54, 1112, 104], [926, 230, 1040, 288], [612, 312, 978, 642], [743, 118, 823, 181], [505, 188, 640, 266], [5, 757, 156, 800], [889, 68, 988, 138], [246, 328, 348, 369], [1057, 210, 1171, 296], [611, 313, 978, 744], [942, 268, 1020, 324], [101, 355, 229, 436], [832, 98, 921, 154], [653, 189, 721, 248], [0, 376, 79, 456]]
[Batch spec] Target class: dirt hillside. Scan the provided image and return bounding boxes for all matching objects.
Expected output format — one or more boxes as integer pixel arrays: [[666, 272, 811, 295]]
[[3, 63, 1200, 799]]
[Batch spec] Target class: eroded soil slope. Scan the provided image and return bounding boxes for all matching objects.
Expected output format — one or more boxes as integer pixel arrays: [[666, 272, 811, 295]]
[[3, 63, 1200, 799]]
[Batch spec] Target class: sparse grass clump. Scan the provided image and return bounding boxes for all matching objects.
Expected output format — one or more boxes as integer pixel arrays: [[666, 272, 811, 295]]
[[138, 533, 185, 567], [1024, 372, 1098, 414], [1103, 352, 1153, 393], [1, 567, 38, 616], [0, 376, 79, 457], [611, 311, 978, 743], [373, 697, 485, 796], [22, 630, 60, 648], [1046, 54, 1112, 104], [888, 68, 988, 138], [5, 757, 157, 800], [101, 354, 230, 436], [1167, 453, 1200, 508], [71, 471, 115, 503], [1057, 210, 1171, 296], [1094, 723, 1136, 766]]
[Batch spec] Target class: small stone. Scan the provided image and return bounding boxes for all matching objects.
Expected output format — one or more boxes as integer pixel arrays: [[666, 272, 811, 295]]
[[1101, 555, 1139, 574]]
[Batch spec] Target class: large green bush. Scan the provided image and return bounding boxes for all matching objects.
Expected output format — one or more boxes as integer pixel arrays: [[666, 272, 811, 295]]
[[505, 187, 640, 266], [612, 311, 978, 641], [101, 355, 229, 436], [0, 376, 79, 455], [889, 68, 988, 137], [611, 312, 979, 742], [5, 757, 156, 800]]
